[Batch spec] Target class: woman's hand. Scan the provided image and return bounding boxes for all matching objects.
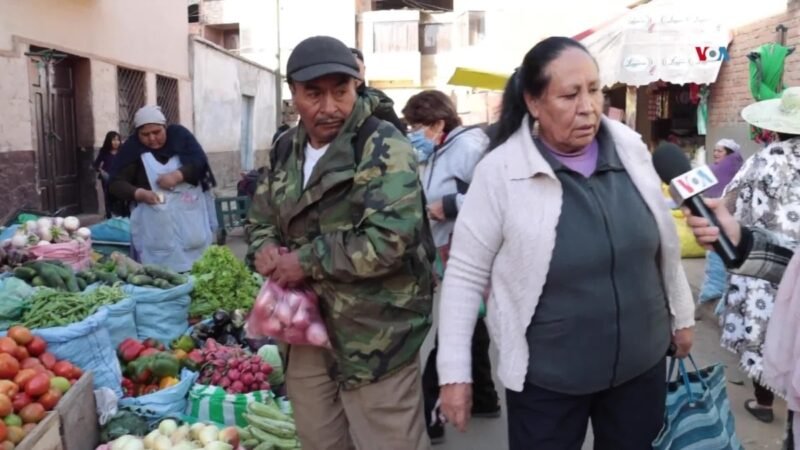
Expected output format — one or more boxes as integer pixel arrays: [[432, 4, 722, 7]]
[[672, 327, 694, 359], [134, 189, 161, 205], [682, 198, 741, 249], [427, 200, 446, 221], [440, 383, 472, 432], [157, 170, 184, 190]]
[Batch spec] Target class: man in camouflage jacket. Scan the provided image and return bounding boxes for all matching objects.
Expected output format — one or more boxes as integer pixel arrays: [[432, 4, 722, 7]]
[[246, 36, 434, 450]]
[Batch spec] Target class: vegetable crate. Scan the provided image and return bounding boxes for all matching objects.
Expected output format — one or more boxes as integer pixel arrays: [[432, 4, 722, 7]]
[[55, 372, 98, 450], [214, 196, 251, 245], [17, 412, 63, 450]]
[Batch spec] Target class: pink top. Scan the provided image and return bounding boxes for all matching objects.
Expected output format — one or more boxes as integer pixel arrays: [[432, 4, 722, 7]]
[[545, 139, 599, 178]]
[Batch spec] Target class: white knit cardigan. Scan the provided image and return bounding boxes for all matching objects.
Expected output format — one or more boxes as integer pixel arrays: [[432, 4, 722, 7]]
[[436, 116, 695, 392]]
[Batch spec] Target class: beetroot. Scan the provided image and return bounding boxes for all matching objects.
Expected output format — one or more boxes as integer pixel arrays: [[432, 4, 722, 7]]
[[259, 382, 270, 391], [254, 372, 265, 383], [241, 373, 255, 386], [228, 369, 241, 381], [211, 372, 223, 385], [231, 380, 245, 393]]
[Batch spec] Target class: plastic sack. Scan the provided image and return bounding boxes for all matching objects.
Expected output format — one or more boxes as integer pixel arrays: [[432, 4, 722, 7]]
[[125, 278, 193, 344], [0, 277, 33, 330], [0, 225, 19, 242], [34, 309, 123, 396], [186, 384, 274, 427], [99, 297, 137, 348], [246, 281, 330, 347], [699, 251, 729, 304], [119, 369, 198, 424], [671, 210, 706, 258], [29, 238, 93, 271], [89, 218, 131, 244]]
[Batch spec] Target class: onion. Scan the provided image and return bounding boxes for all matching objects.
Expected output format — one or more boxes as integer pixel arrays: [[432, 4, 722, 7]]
[[171, 443, 195, 450], [53, 217, 64, 227], [10, 234, 27, 249], [153, 435, 172, 450], [198, 425, 219, 445], [63, 216, 80, 232], [36, 240, 51, 247], [158, 418, 178, 436], [190, 423, 206, 440], [275, 302, 293, 326], [1, 239, 10, 248], [143, 430, 160, 449], [291, 305, 311, 329], [37, 226, 52, 242], [306, 322, 330, 346], [111, 436, 140, 450], [203, 442, 233, 450], [26, 234, 39, 245], [170, 424, 190, 444], [36, 217, 53, 231], [76, 227, 91, 240], [23, 220, 37, 233]]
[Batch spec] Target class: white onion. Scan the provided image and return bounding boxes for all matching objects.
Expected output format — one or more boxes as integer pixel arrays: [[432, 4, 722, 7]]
[[153, 435, 172, 450], [190, 423, 206, 440], [24, 220, 37, 233], [36, 217, 53, 231], [110, 436, 138, 450], [76, 227, 91, 240], [63, 216, 80, 232], [143, 429, 160, 449], [53, 217, 65, 227], [198, 425, 219, 445], [158, 419, 178, 437], [10, 234, 27, 249], [203, 442, 233, 450], [37, 226, 52, 243]]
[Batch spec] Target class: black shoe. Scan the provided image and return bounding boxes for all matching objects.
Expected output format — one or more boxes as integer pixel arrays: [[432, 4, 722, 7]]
[[428, 422, 445, 445], [745, 399, 774, 423], [472, 403, 501, 418]]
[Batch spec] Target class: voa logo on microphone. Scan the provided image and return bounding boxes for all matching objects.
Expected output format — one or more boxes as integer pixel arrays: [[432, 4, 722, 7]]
[[671, 166, 719, 200]]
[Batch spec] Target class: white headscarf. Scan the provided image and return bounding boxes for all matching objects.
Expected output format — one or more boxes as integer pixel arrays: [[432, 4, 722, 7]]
[[715, 138, 740, 153], [133, 105, 167, 129]]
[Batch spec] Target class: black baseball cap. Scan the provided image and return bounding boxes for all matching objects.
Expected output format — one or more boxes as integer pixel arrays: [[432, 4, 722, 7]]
[[287, 36, 362, 82]]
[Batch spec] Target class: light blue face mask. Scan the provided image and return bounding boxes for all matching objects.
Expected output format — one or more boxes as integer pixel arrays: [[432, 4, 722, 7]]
[[409, 129, 436, 163]]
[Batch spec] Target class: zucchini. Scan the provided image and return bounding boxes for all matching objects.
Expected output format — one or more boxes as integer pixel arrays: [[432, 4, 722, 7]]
[[129, 275, 154, 286], [247, 426, 299, 449], [80, 271, 98, 284], [152, 279, 174, 290], [244, 414, 296, 439], [13, 266, 36, 281], [94, 271, 120, 285], [144, 264, 185, 285], [252, 442, 276, 450], [248, 401, 293, 423], [37, 264, 66, 290], [116, 266, 129, 281]]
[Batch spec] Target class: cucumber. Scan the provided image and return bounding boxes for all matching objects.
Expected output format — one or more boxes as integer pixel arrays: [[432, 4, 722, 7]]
[[76, 277, 87, 291], [31, 276, 45, 287], [252, 442, 276, 450], [247, 426, 299, 449], [129, 275, 154, 286], [80, 271, 98, 284], [94, 271, 120, 285], [244, 414, 296, 439], [13, 266, 36, 281], [152, 279, 174, 290], [116, 266, 129, 281], [37, 264, 66, 290], [144, 264, 185, 285], [248, 401, 293, 423]]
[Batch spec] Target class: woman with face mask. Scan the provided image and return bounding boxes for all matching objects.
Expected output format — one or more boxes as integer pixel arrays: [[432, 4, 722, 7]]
[[402, 90, 499, 445]]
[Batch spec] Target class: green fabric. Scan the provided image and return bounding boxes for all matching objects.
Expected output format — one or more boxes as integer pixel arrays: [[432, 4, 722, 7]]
[[246, 93, 434, 389], [749, 43, 791, 101], [697, 86, 709, 136], [187, 384, 273, 427]]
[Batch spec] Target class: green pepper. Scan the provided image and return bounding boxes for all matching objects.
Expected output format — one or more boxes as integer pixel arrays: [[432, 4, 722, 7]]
[[171, 335, 195, 353], [149, 354, 180, 378]]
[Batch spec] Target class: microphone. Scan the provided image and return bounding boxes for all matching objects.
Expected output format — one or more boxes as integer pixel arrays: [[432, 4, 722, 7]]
[[652, 143, 739, 266]]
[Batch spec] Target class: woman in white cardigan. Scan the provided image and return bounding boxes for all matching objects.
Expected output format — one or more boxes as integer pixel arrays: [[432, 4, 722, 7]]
[[436, 37, 696, 450]]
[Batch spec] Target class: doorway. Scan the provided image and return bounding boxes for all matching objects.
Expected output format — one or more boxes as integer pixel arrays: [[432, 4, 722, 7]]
[[28, 47, 86, 215], [240, 95, 255, 171]]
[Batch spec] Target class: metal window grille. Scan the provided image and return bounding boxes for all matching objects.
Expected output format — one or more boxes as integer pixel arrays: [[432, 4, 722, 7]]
[[156, 75, 180, 125], [117, 67, 146, 138]]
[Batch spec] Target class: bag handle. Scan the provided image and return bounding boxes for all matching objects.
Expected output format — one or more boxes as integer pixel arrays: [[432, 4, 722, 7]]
[[667, 354, 710, 402]]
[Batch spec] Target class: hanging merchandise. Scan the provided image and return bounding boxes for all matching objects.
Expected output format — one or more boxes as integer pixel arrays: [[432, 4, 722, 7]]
[[748, 43, 794, 141], [697, 85, 710, 136]]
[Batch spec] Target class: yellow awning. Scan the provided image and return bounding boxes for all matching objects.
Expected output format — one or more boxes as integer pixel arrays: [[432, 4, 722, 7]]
[[447, 67, 509, 91]]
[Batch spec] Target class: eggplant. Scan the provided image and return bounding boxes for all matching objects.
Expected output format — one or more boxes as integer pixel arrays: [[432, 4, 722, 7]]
[[212, 309, 231, 327]]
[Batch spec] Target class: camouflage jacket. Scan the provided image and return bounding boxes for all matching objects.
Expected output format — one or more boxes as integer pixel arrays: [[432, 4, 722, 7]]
[[246, 96, 434, 389]]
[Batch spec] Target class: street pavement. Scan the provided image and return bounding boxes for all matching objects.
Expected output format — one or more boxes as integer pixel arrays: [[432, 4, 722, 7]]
[[227, 232, 786, 449]]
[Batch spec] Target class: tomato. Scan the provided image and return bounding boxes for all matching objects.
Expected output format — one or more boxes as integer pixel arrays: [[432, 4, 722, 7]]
[[5, 425, 23, 444], [13, 369, 36, 388], [25, 337, 46, 358], [11, 393, 31, 414], [24, 374, 49, 398], [0, 338, 17, 356], [38, 389, 61, 411], [49, 377, 70, 394], [20, 358, 41, 371], [3, 415, 21, 428], [0, 382, 18, 399], [38, 353, 56, 370], [7, 327, 32, 347], [18, 403, 44, 424], [21, 423, 35, 434], [12, 346, 28, 363], [70, 366, 83, 380], [0, 355, 19, 380], [0, 441, 11, 450], [0, 423, 6, 443], [0, 394, 12, 417], [51, 361, 73, 378]]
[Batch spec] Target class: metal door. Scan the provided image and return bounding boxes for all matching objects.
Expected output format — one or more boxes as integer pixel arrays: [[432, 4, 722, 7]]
[[241, 95, 255, 171]]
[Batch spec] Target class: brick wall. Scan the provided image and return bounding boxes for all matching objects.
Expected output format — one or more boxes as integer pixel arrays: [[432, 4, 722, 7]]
[[709, 6, 800, 126]]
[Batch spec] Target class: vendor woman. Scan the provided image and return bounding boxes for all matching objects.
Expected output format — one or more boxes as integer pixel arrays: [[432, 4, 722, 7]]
[[109, 105, 217, 272]]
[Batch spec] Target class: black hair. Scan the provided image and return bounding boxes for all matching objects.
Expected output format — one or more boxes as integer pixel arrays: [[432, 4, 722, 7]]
[[100, 131, 121, 154], [488, 37, 594, 151], [350, 47, 364, 63], [777, 132, 800, 141]]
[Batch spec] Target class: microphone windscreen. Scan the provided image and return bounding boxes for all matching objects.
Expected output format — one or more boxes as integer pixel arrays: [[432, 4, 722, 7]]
[[652, 143, 692, 184]]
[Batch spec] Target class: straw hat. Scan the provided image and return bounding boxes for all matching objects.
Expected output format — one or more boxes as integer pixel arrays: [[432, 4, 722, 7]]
[[741, 87, 800, 135]]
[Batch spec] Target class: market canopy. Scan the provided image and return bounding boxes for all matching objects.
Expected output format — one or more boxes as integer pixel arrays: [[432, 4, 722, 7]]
[[447, 67, 509, 91], [578, 0, 733, 88]]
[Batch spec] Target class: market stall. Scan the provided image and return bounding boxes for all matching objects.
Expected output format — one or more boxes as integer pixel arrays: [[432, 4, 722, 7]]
[[577, 0, 732, 161], [0, 212, 301, 450]]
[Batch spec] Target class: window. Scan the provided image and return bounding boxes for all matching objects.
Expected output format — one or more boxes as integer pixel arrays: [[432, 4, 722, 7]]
[[188, 4, 199, 23], [156, 75, 180, 125], [468, 11, 485, 46], [420, 22, 452, 55], [373, 21, 418, 53], [223, 28, 240, 52], [117, 67, 146, 138]]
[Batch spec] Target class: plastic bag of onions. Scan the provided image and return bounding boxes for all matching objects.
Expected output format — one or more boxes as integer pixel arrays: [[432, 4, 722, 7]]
[[245, 280, 331, 348]]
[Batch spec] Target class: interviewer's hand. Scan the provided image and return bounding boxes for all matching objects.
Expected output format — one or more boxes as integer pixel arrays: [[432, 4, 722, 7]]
[[682, 198, 741, 249]]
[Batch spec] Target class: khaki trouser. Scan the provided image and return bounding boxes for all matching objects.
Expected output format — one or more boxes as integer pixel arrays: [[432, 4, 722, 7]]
[[286, 345, 431, 450]]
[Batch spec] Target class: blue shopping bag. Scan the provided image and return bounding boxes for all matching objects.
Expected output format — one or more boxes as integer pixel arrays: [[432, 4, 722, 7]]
[[652, 356, 743, 450]]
